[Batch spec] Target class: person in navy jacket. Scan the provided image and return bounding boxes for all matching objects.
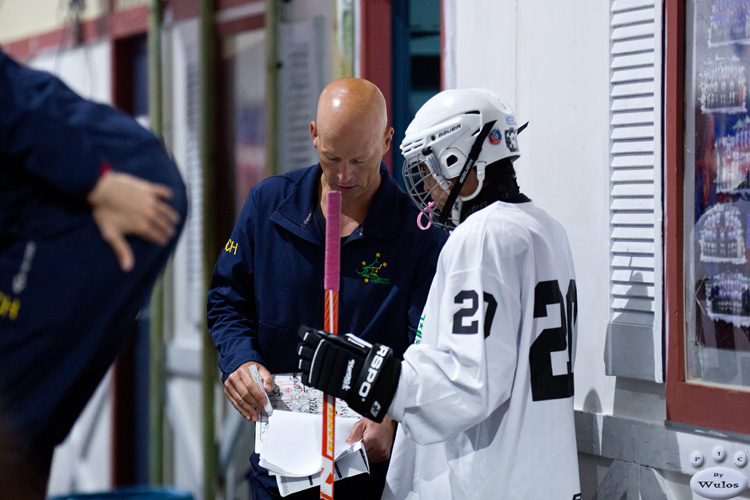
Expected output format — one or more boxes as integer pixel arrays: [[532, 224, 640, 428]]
[[206, 78, 447, 499], [0, 50, 187, 500]]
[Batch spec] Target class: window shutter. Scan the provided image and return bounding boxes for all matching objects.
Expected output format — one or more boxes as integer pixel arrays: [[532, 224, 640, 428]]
[[606, 0, 664, 382]]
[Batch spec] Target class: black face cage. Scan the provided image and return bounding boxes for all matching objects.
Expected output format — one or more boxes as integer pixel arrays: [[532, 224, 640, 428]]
[[401, 150, 456, 231]]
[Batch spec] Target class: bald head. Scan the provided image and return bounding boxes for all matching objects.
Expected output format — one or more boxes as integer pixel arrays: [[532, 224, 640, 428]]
[[316, 78, 389, 135], [311, 78, 394, 221]]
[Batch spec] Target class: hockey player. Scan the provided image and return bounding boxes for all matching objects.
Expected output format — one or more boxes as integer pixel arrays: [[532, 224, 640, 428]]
[[298, 88, 581, 499]]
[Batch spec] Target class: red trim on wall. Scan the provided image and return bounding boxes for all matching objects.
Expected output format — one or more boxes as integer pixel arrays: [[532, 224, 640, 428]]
[[217, 13, 264, 37], [109, 32, 148, 486], [664, 0, 685, 393], [166, 0, 263, 23], [1, 16, 108, 60], [0, 6, 146, 61], [1, 0, 264, 60], [359, 0, 393, 172], [111, 5, 149, 39], [664, 0, 750, 434], [166, 0, 199, 22], [218, 0, 263, 10]]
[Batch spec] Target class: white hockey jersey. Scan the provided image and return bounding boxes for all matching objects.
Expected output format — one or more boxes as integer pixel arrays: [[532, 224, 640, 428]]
[[384, 201, 581, 500]]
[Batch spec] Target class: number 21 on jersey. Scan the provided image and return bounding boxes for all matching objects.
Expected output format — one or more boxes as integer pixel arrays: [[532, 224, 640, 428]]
[[530, 279, 577, 402], [450, 279, 577, 402]]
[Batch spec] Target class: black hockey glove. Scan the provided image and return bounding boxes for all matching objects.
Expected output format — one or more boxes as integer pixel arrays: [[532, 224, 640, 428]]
[[297, 326, 401, 422]]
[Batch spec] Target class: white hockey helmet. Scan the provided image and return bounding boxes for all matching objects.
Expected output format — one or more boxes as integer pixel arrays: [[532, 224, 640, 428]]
[[401, 88, 521, 230]]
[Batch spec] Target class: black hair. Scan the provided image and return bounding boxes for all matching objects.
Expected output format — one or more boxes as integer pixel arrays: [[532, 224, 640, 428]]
[[483, 157, 518, 183], [459, 157, 528, 222]]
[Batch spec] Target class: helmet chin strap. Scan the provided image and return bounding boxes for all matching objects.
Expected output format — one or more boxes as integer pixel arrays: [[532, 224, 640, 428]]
[[447, 164, 485, 228], [437, 120, 496, 228], [458, 163, 486, 202]]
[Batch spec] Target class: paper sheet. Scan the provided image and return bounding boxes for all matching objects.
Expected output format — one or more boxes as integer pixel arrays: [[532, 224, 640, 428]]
[[255, 373, 361, 458], [276, 444, 370, 497], [259, 411, 360, 476], [254, 373, 370, 495]]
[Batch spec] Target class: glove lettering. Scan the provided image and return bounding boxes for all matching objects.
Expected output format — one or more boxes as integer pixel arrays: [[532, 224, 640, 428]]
[[342, 359, 355, 391], [359, 382, 371, 399], [297, 326, 400, 422], [359, 345, 390, 399]]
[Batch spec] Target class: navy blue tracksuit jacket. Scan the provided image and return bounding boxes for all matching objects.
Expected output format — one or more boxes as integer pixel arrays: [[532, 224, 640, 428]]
[[0, 50, 187, 479]]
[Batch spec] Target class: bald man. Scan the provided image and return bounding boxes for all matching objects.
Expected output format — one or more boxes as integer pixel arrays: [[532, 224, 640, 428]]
[[207, 78, 448, 499]]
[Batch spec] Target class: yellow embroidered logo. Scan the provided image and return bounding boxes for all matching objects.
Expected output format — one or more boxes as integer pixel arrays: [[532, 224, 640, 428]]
[[0, 291, 21, 321], [224, 239, 238, 255], [356, 253, 390, 284]]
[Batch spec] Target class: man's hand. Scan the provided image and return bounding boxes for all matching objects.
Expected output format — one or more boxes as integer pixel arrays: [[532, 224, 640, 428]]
[[87, 171, 181, 272], [224, 361, 274, 422], [297, 326, 401, 422], [347, 417, 396, 464]]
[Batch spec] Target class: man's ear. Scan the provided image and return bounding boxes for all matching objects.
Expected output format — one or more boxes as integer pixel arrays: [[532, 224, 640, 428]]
[[383, 127, 394, 154], [310, 121, 319, 149]]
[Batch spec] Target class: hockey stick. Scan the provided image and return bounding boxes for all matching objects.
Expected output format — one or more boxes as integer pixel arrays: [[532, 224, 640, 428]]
[[321, 190, 341, 500]]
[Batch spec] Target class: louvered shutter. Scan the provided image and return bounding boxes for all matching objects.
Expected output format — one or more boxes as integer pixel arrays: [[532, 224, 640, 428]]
[[606, 0, 664, 382]]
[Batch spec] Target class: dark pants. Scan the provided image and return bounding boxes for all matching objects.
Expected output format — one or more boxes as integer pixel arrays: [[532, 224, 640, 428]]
[[0, 167, 187, 500], [249, 453, 388, 500]]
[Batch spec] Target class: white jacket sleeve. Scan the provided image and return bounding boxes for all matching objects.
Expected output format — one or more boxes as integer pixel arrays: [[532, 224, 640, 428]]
[[387, 219, 532, 445]]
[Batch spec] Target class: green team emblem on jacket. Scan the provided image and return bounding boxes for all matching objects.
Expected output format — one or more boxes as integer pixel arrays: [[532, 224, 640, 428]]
[[357, 253, 390, 284]]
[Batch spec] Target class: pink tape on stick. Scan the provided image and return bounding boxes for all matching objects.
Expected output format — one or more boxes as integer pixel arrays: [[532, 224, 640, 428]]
[[321, 189, 341, 500], [324, 190, 341, 292]]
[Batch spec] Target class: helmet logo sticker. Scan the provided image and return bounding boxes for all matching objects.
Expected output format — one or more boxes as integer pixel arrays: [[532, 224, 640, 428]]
[[506, 116, 517, 126], [488, 129, 503, 145], [505, 128, 519, 152]]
